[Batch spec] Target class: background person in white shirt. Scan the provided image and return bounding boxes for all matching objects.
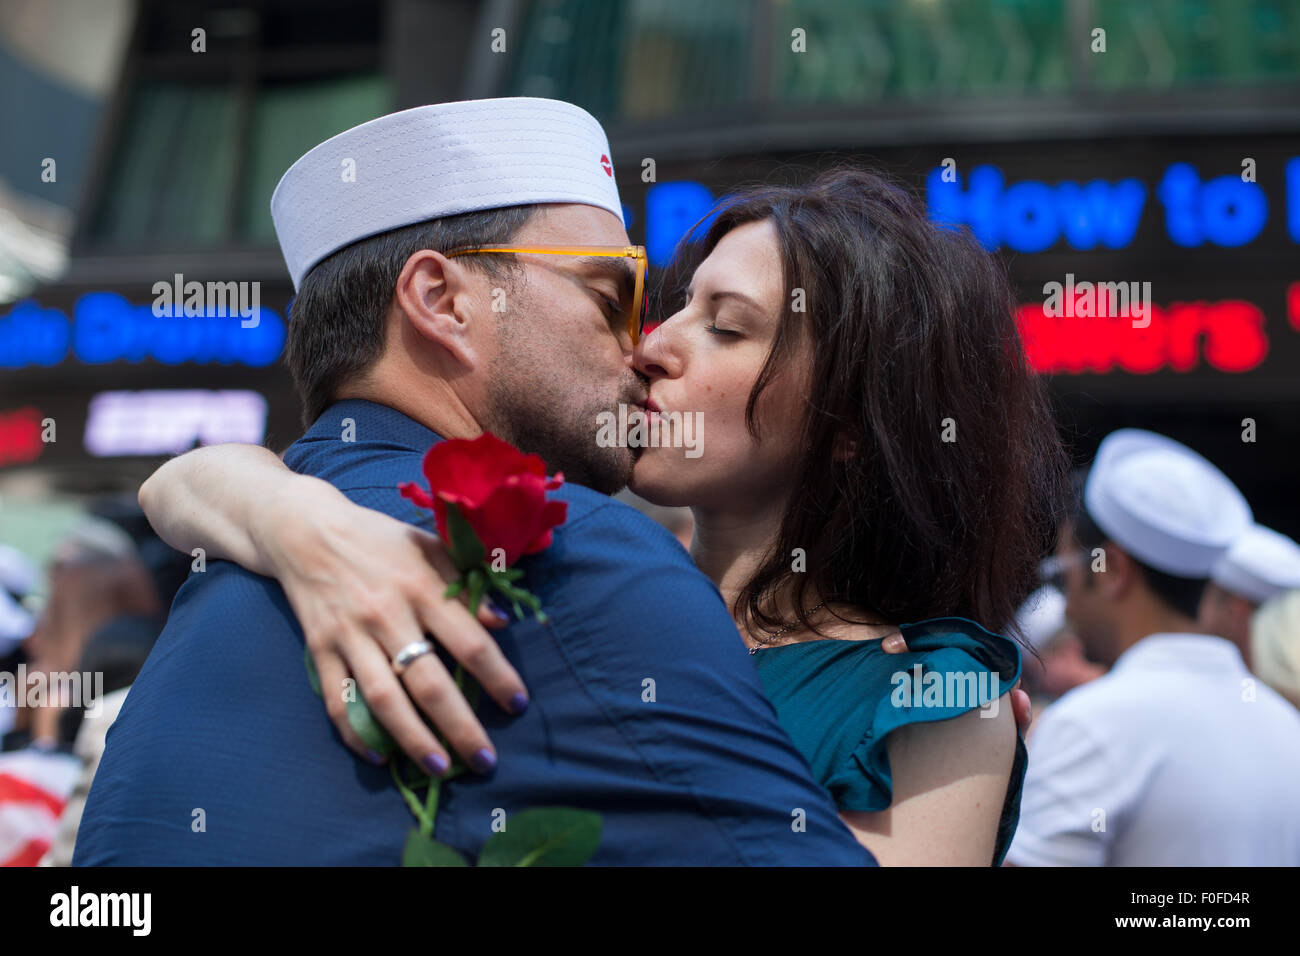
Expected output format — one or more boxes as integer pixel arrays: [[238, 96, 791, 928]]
[[1199, 525, 1300, 670], [1006, 429, 1300, 867]]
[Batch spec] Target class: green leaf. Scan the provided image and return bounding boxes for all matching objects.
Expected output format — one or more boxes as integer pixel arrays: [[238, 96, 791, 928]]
[[443, 503, 486, 571], [304, 647, 322, 698], [477, 808, 603, 867], [311, 646, 398, 759], [488, 578, 548, 623], [347, 684, 398, 757], [466, 568, 488, 616], [310, 645, 397, 759], [402, 829, 469, 866]]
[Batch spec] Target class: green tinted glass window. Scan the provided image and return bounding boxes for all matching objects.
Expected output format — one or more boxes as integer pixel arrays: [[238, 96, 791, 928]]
[[1092, 0, 1300, 89], [498, 0, 1299, 118], [92, 82, 238, 244], [91, 72, 390, 246], [240, 74, 392, 241], [773, 0, 1070, 102], [505, 0, 753, 121]]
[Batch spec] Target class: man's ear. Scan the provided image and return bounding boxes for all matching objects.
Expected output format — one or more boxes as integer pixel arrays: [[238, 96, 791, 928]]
[[393, 249, 483, 369], [1102, 543, 1138, 601]]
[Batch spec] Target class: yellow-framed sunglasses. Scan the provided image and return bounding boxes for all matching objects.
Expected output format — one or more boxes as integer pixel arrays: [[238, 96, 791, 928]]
[[444, 245, 649, 345]]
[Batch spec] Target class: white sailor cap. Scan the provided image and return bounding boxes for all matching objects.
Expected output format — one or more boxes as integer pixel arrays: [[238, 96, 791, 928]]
[[1211, 524, 1300, 604], [1083, 429, 1252, 578], [271, 98, 625, 290], [1015, 585, 1068, 651]]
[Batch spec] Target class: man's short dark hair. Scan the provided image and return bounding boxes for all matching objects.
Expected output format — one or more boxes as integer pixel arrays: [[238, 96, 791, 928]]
[[286, 205, 537, 426], [1070, 474, 1207, 620]]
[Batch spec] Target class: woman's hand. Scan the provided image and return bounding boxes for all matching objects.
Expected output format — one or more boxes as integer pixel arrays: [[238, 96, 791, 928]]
[[255, 474, 529, 775], [878, 633, 1033, 736], [138, 443, 528, 775]]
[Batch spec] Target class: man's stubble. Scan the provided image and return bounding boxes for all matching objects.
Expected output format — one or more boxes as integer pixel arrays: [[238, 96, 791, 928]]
[[484, 288, 640, 495]]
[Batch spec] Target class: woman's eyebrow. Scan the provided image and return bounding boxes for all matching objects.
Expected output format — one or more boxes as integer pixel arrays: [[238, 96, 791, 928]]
[[686, 283, 764, 315]]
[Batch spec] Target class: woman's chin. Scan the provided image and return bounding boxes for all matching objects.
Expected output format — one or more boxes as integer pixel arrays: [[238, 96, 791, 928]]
[[628, 453, 696, 508]]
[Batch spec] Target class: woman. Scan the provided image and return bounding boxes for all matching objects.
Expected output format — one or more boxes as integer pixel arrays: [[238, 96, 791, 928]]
[[140, 168, 1068, 864]]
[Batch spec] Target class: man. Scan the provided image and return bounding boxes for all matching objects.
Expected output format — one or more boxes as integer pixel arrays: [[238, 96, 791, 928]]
[[1199, 523, 1300, 669], [1006, 429, 1300, 866], [75, 98, 881, 865]]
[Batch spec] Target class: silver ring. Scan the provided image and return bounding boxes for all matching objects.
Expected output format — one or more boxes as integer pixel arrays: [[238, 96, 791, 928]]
[[391, 640, 434, 676]]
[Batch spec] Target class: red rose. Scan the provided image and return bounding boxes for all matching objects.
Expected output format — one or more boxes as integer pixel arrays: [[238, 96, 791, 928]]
[[399, 433, 567, 567]]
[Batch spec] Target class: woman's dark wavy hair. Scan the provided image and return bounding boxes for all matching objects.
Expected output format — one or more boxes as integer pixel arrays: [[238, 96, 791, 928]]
[[657, 166, 1070, 641]]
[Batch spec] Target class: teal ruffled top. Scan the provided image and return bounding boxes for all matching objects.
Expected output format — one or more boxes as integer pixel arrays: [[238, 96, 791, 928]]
[[751, 616, 1027, 866]]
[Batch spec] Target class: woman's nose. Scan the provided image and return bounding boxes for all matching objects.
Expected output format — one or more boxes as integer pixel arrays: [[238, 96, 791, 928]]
[[633, 314, 681, 379], [633, 326, 666, 379]]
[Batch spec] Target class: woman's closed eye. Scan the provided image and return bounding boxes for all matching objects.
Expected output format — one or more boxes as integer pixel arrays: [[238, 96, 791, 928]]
[[705, 321, 740, 337]]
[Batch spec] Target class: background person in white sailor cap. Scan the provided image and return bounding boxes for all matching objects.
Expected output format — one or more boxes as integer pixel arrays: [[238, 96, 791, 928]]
[[1199, 524, 1300, 669], [1006, 428, 1300, 866]]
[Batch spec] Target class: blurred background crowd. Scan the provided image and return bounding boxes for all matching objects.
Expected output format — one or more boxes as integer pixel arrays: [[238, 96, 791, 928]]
[[2, 0, 1299, 866]]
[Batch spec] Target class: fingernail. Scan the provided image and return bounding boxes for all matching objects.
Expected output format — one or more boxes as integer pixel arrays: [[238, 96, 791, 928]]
[[486, 598, 510, 622], [883, 635, 904, 653], [471, 748, 497, 773], [509, 691, 529, 715], [367, 750, 385, 765], [423, 752, 449, 776]]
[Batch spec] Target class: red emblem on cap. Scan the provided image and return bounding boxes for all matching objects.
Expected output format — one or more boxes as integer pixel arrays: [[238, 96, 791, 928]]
[[600, 154, 612, 177]]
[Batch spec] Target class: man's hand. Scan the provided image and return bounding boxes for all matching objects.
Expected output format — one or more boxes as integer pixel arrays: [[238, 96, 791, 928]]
[[880, 632, 1034, 737]]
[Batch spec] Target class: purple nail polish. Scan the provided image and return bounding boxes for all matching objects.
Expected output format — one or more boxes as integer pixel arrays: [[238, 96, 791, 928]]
[[471, 748, 497, 773], [509, 692, 529, 715], [367, 750, 384, 765], [486, 598, 510, 621], [423, 752, 449, 775]]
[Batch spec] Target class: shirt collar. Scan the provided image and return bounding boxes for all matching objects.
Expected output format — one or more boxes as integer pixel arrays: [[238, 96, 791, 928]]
[[1111, 632, 1247, 676], [302, 398, 443, 453]]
